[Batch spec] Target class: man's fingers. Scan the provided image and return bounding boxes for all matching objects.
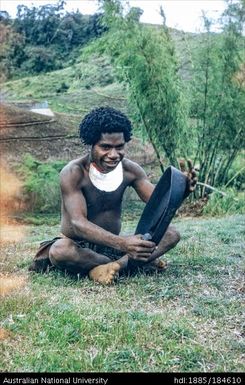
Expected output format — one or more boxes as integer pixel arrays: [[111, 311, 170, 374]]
[[136, 247, 156, 254], [179, 159, 186, 173], [143, 241, 156, 248], [179, 159, 198, 175], [191, 170, 197, 179], [138, 239, 156, 248], [191, 176, 198, 184], [137, 253, 152, 258], [177, 158, 198, 193], [129, 254, 153, 262], [187, 159, 193, 172], [130, 256, 149, 262], [133, 245, 156, 253]]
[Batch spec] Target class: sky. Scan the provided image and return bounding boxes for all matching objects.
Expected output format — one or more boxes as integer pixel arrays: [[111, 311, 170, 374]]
[[0, 0, 227, 33]]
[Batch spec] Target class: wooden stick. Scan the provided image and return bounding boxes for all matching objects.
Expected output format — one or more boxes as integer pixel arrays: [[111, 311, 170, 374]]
[[197, 182, 227, 196]]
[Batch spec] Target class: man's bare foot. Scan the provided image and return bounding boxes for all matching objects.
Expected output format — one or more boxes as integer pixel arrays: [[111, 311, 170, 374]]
[[89, 262, 121, 285], [152, 258, 168, 270], [138, 258, 168, 274]]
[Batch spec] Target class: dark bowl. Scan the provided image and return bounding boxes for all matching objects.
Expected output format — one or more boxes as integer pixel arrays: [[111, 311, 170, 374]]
[[135, 166, 188, 244]]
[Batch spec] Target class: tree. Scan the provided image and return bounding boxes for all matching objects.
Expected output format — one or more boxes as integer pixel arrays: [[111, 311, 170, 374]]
[[14, 1, 65, 45], [190, 0, 245, 193], [0, 10, 11, 24], [21, 46, 61, 74], [2, 1, 107, 77], [0, 22, 25, 80], [99, 0, 189, 170]]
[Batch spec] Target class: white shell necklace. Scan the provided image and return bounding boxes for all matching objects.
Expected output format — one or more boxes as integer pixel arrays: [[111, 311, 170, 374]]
[[89, 162, 123, 192]]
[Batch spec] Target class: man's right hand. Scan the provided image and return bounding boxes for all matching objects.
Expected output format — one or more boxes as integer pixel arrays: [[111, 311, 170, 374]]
[[121, 234, 156, 262]]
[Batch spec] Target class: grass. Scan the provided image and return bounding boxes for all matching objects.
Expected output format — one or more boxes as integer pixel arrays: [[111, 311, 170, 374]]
[[0, 215, 244, 372]]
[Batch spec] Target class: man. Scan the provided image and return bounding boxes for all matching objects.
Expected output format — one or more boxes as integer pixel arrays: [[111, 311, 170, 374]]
[[30, 107, 197, 284]]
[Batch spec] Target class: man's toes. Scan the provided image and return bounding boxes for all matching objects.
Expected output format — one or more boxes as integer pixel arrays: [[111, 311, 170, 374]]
[[89, 262, 121, 285], [157, 260, 168, 269], [112, 262, 120, 272], [109, 270, 118, 280], [109, 267, 118, 276], [98, 276, 108, 285], [111, 272, 119, 280], [104, 276, 114, 285]]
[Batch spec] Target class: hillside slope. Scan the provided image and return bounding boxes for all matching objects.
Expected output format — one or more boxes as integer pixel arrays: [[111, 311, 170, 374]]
[[1, 28, 204, 114], [2, 54, 126, 115], [0, 28, 207, 171], [0, 103, 157, 168]]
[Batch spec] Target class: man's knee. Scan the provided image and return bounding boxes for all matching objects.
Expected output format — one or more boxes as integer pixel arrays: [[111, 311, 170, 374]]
[[49, 238, 75, 265], [168, 226, 181, 245]]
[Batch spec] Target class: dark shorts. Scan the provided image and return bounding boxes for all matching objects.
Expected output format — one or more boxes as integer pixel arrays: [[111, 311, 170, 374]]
[[29, 236, 124, 273]]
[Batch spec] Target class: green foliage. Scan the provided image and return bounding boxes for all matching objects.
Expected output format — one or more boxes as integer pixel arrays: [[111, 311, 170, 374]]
[[0, 22, 26, 80], [2, 54, 123, 115], [203, 189, 245, 216], [190, 1, 245, 193], [56, 81, 69, 94], [2, 0, 244, 200], [20, 45, 62, 74], [0, 1, 107, 78], [16, 214, 60, 225], [225, 153, 245, 190], [100, 0, 189, 169], [18, 154, 66, 213]]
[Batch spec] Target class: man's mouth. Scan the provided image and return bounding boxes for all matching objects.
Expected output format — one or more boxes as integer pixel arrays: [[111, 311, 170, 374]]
[[104, 161, 119, 166]]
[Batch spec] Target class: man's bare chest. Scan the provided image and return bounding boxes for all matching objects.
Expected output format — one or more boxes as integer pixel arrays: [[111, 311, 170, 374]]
[[82, 182, 128, 213]]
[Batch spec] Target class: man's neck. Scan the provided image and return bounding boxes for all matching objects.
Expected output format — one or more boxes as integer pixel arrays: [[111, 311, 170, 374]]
[[88, 162, 123, 192], [91, 162, 104, 173]]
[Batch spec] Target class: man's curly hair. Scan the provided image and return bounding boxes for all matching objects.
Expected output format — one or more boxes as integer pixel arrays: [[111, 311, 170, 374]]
[[79, 106, 132, 145]]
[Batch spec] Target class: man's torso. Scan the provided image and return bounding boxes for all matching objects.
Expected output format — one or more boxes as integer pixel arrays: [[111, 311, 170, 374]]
[[60, 156, 137, 239]]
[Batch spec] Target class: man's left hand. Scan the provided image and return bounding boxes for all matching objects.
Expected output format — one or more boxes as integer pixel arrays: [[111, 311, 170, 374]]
[[179, 159, 198, 194]]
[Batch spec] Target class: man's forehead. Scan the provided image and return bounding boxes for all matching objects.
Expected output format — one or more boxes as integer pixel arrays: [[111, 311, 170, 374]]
[[98, 132, 125, 143]]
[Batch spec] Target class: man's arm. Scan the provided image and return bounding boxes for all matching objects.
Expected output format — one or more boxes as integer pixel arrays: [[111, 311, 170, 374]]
[[132, 160, 198, 201], [131, 163, 155, 203], [60, 164, 156, 257]]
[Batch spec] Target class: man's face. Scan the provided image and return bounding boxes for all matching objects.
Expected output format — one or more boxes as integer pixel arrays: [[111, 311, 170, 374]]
[[91, 132, 126, 173]]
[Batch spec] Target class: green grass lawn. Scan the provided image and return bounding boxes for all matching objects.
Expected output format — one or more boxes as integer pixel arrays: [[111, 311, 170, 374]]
[[0, 215, 244, 372]]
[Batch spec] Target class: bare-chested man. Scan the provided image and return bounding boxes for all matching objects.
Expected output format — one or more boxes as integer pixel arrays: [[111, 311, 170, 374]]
[[30, 107, 197, 284]]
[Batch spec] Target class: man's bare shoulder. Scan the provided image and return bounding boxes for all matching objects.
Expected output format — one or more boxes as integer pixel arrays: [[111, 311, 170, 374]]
[[60, 156, 89, 187], [122, 158, 147, 179]]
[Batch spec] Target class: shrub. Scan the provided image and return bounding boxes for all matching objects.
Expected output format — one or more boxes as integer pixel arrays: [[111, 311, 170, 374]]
[[56, 82, 69, 94], [21, 46, 62, 74], [203, 188, 245, 216], [225, 154, 245, 191], [18, 154, 66, 213]]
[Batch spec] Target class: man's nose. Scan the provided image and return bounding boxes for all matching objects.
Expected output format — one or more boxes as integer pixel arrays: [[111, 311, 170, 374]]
[[108, 148, 119, 159]]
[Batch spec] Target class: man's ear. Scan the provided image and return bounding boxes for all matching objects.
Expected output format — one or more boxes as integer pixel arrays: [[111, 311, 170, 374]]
[[88, 145, 93, 159]]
